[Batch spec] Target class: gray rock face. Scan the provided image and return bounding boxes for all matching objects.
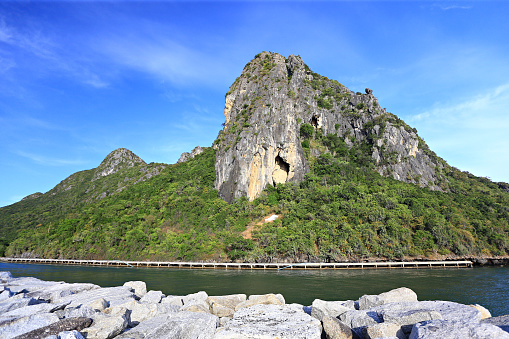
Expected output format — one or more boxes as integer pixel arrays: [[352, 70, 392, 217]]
[[93, 148, 146, 180], [118, 300, 180, 326], [215, 304, 322, 339], [82, 306, 129, 339], [214, 52, 445, 203], [0, 301, 69, 321], [26, 283, 99, 302], [409, 319, 509, 339], [235, 294, 284, 311], [0, 297, 40, 314], [177, 146, 204, 164]]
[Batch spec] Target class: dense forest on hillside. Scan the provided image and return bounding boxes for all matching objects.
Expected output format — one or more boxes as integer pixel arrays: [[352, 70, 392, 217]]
[[2, 134, 508, 262]]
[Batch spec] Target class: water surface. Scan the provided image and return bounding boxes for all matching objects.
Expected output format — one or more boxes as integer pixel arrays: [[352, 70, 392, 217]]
[[1, 263, 507, 316]]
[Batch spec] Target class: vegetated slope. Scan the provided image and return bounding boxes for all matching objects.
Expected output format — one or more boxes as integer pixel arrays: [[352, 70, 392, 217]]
[[1, 52, 508, 261], [0, 149, 165, 248]]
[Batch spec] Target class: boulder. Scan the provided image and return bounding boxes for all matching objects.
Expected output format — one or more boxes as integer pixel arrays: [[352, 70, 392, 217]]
[[0, 297, 40, 314], [235, 294, 284, 311], [57, 305, 97, 319], [57, 286, 137, 308], [339, 309, 381, 337], [207, 294, 246, 309], [0, 271, 13, 282], [123, 281, 147, 297], [322, 315, 354, 339], [210, 303, 234, 317], [88, 298, 108, 312], [215, 304, 321, 338], [139, 290, 164, 304], [58, 330, 85, 339], [311, 299, 354, 321], [182, 291, 209, 305], [117, 311, 218, 339], [359, 287, 418, 310], [118, 299, 180, 326], [409, 319, 509, 339], [10, 317, 92, 339], [0, 289, 13, 302], [0, 301, 69, 321], [161, 295, 184, 307], [26, 283, 99, 302], [248, 293, 285, 304], [82, 307, 129, 339], [4, 276, 62, 294], [0, 312, 60, 338], [482, 314, 509, 333], [365, 322, 405, 339]]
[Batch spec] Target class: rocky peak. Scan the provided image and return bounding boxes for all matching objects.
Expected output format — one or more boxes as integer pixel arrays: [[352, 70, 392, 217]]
[[94, 148, 145, 180], [21, 192, 43, 201], [177, 146, 204, 164], [214, 51, 446, 203]]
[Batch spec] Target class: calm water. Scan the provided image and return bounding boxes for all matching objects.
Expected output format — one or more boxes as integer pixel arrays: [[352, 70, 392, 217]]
[[1, 263, 508, 317]]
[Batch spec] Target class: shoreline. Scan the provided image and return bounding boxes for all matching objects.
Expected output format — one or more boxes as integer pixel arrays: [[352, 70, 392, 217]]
[[0, 257, 477, 270]]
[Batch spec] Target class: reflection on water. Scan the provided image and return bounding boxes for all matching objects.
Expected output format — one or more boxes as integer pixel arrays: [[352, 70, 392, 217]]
[[1, 263, 507, 316]]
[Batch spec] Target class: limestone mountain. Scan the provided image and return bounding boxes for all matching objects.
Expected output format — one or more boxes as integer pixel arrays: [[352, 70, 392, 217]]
[[214, 52, 446, 203]]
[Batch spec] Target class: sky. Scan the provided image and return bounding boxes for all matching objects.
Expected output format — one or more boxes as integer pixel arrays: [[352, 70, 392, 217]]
[[1, 1, 508, 207]]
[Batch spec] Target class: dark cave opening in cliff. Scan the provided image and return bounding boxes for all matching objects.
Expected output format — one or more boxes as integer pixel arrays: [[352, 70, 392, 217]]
[[272, 155, 290, 187], [310, 115, 319, 128]]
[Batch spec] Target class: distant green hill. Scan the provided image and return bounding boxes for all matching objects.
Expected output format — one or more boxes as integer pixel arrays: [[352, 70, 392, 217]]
[[1, 52, 508, 262]]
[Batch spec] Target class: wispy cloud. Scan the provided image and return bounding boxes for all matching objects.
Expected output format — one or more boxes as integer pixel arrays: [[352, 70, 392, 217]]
[[15, 151, 87, 167]]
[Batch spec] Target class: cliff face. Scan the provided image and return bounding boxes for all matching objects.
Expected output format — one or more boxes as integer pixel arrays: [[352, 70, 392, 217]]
[[214, 52, 445, 203]]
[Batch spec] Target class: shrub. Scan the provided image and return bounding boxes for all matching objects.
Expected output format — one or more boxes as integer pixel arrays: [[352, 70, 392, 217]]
[[300, 123, 314, 139]]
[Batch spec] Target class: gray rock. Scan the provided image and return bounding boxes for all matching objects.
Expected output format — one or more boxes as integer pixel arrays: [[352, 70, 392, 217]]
[[177, 146, 204, 164], [57, 286, 137, 308], [0, 271, 13, 282], [118, 300, 180, 326], [409, 319, 509, 339], [359, 287, 418, 310], [26, 283, 99, 302], [182, 291, 209, 305], [58, 305, 97, 319], [235, 293, 284, 311], [215, 304, 321, 338], [0, 301, 69, 321], [82, 306, 129, 339], [4, 277, 62, 294], [206, 294, 246, 309], [340, 309, 381, 337], [248, 293, 285, 304], [88, 298, 108, 312], [365, 322, 405, 339], [322, 316, 353, 339], [139, 290, 164, 304], [123, 281, 147, 297], [58, 330, 85, 339], [0, 290, 13, 302], [10, 317, 92, 339], [0, 312, 60, 338], [0, 297, 40, 314], [118, 311, 218, 339], [161, 295, 184, 307], [482, 315, 509, 333], [311, 299, 354, 321]]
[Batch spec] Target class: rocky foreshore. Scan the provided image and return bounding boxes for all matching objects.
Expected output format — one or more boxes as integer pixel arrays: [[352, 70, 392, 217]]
[[1, 271, 508, 339]]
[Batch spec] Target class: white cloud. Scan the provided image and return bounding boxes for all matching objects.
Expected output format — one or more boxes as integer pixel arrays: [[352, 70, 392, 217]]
[[410, 83, 509, 182], [15, 151, 87, 167]]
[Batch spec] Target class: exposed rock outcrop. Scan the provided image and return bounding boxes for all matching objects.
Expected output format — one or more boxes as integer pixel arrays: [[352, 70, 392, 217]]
[[93, 148, 146, 180], [214, 52, 447, 203], [177, 146, 204, 164]]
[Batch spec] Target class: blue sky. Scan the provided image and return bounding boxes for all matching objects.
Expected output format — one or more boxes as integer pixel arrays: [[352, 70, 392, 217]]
[[1, 1, 508, 207]]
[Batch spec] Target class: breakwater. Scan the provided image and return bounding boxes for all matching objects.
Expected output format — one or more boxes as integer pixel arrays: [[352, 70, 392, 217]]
[[1, 271, 508, 339], [0, 257, 473, 269]]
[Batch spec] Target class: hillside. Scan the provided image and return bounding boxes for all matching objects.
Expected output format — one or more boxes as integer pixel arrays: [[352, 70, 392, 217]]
[[0, 52, 508, 262]]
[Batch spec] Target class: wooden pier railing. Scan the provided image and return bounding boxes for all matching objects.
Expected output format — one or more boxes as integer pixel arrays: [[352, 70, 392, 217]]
[[0, 257, 473, 270]]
